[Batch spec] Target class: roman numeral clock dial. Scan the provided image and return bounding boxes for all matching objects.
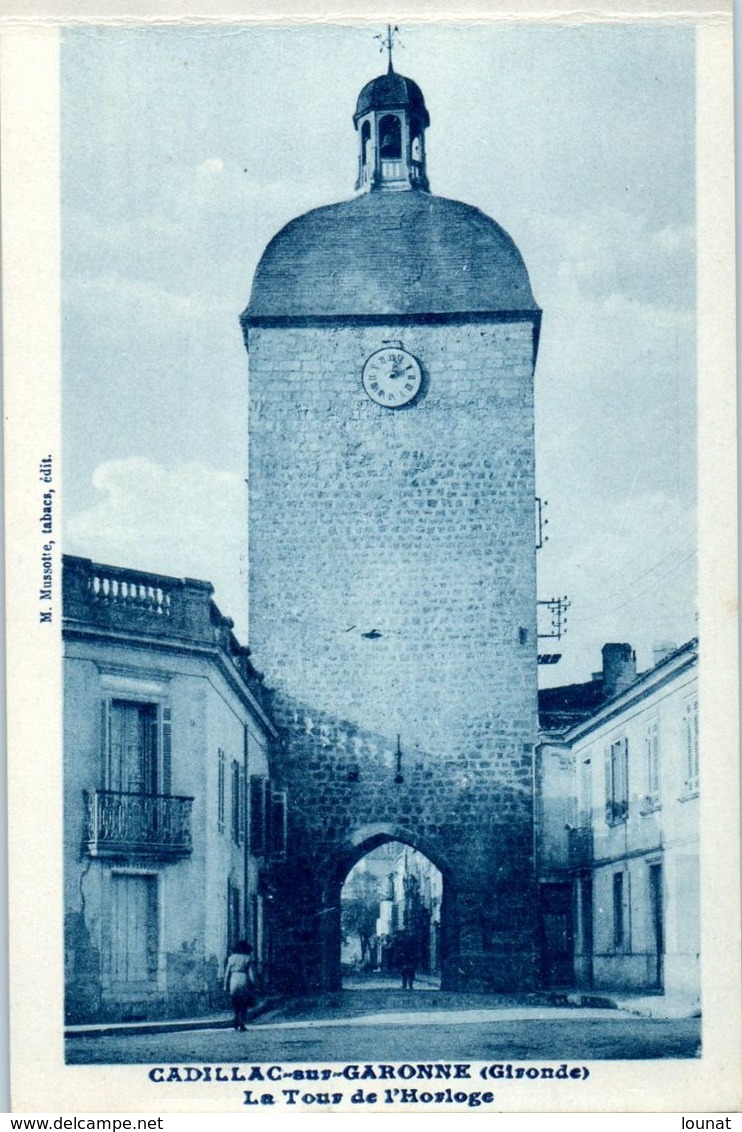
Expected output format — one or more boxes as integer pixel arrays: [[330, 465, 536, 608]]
[[362, 347, 422, 407]]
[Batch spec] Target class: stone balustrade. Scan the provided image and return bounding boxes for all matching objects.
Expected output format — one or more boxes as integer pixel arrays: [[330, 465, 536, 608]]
[[63, 555, 267, 701]]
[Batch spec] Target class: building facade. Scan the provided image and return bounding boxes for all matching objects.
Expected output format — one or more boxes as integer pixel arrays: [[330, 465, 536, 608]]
[[377, 846, 443, 977], [242, 61, 542, 992], [63, 555, 282, 1023], [536, 640, 699, 1001]]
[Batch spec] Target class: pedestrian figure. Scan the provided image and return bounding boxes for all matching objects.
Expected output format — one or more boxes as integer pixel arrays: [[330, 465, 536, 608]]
[[396, 932, 417, 990], [224, 940, 255, 1031]]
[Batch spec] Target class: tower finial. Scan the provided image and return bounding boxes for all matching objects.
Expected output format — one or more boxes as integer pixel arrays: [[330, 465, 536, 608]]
[[374, 23, 400, 72], [354, 31, 429, 194]]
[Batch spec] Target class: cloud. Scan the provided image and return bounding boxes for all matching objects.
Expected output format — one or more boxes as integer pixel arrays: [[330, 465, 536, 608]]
[[65, 457, 248, 635], [62, 168, 344, 333], [64, 271, 211, 322], [197, 157, 225, 177], [534, 209, 695, 311]]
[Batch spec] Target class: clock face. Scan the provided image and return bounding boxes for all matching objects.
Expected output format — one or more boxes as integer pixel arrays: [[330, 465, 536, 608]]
[[362, 348, 422, 408]]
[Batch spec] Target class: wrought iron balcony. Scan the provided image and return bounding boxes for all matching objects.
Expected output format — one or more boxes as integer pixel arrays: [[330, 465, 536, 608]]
[[84, 790, 193, 860], [567, 826, 594, 870]]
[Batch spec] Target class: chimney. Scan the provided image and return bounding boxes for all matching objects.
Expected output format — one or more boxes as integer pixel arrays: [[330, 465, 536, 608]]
[[602, 643, 637, 698]]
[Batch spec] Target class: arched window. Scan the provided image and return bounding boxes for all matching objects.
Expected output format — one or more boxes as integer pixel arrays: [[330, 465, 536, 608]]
[[411, 130, 422, 162], [379, 114, 402, 160], [361, 120, 372, 166]]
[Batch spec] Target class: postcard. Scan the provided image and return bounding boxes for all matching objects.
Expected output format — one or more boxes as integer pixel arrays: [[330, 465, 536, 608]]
[[2, 0, 739, 1114]]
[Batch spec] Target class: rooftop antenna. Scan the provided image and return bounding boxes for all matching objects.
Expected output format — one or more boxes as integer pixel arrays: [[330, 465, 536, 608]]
[[374, 24, 401, 72]]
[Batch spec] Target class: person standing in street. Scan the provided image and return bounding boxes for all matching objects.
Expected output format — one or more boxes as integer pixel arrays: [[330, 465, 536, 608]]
[[224, 940, 256, 1031]]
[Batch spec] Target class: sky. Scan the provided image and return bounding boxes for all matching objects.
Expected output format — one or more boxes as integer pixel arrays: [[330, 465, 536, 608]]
[[61, 22, 697, 688]]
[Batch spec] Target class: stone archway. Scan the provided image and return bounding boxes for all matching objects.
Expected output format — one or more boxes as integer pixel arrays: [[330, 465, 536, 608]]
[[340, 839, 443, 987], [318, 825, 459, 992]]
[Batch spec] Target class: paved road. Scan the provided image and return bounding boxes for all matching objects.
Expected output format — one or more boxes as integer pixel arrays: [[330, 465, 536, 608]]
[[66, 991, 701, 1065]]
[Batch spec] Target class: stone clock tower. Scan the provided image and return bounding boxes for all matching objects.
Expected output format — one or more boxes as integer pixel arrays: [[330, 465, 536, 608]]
[[241, 59, 542, 992]]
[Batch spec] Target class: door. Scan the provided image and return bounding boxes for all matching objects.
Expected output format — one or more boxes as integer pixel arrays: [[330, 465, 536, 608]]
[[228, 880, 242, 950], [540, 883, 574, 987], [110, 873, 158, 987], [648, 863, 664, 991], [580, 874, 594, 987]]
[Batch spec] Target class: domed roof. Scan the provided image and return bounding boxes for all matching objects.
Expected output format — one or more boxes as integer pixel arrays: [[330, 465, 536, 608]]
[[243, 191, 539, 324], [354, 68, 430, 126]]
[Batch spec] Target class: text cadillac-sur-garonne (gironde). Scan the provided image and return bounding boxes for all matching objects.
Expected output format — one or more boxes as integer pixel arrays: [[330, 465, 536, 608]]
[[146, 1061, 590, 1107]]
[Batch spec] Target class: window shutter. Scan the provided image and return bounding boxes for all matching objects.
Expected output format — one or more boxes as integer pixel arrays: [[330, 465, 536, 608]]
[[147, 710, 159, 794], [161, 708, 172, 795], [618, 737, 629, 817], [250, 775, 266, 856], [101, 699, 112, 789], [270, 790, 287, 860], [612, 872, 624, 949], [604, 746, 613, 824], [239, 765, 246, 845], [263, 778, 272, 856], [579, 758, 592, 828], [217, 749, 226, 833], [231, 760, 240, 842], [645, 722, 659, 805]]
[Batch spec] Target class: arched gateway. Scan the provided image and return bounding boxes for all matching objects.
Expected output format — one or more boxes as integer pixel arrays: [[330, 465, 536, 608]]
[[241, 56, 542, 993], [336, 829, 451, 990]]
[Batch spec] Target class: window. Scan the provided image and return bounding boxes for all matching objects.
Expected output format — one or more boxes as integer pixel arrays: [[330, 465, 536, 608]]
[[270, 789, 288, 860], [104, 700, 170, 795], [612, 872, 625, 950], [379, 114, 401, 160], [250, 776, 287, 859], [231, 760, 245, 844], [249, 775, 269, 857], [361, 120, 372, 165], [684, 699, 699, 794], [217, 748, 226, 834], [606, 737, 629, 824], [643, 721, 660, 811]]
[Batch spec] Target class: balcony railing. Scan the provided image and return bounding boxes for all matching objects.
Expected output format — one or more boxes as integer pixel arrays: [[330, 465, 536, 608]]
[[567, 826, 594, 870], [84, 790, 193, 860]]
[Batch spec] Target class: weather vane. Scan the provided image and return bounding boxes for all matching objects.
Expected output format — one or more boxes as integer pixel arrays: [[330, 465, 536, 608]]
[[374, 24, 401, 71]]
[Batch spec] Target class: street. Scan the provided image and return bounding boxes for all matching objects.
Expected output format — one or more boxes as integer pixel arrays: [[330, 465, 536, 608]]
[[66, 988, 701, 1064]]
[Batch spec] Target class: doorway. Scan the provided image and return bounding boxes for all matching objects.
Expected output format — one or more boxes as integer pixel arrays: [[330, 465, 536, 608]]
[[539, 882, 574, 987], [648, 863, 664, 991]]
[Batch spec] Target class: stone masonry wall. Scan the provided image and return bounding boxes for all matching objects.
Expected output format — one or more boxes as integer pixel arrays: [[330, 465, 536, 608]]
[[247, 319, 540, 991]]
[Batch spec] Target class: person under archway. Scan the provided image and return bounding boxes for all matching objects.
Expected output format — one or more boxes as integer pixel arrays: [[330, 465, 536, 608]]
[[395, 931, 419, 990]]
